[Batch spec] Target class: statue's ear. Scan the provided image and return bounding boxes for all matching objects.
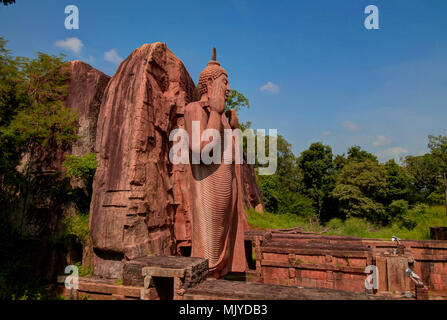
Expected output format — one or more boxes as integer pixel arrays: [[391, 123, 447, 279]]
[[206, 77, 214, 89]]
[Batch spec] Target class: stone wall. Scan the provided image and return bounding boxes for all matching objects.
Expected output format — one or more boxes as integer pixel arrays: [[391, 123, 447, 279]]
[[246, 231, 447, 294]]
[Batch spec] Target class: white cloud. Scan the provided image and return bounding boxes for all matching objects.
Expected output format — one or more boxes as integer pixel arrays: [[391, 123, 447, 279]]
[[54, 37, 84, 55], [373, 135, 391, 147], [321, 131, 331, 138], [341, 121, 361, 132], [377, 146, 409, 160], [104, 49, 123, 64], [260, 81, 279, 94]]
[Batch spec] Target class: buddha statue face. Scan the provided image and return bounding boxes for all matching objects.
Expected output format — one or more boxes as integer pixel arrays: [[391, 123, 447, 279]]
[[205, 73, 230, 102]]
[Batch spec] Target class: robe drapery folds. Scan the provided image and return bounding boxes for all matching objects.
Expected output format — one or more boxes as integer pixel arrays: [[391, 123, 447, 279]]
[[184, 102, 246, 277]]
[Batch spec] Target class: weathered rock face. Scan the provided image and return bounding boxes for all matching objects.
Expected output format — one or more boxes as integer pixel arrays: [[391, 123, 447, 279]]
[[65, 61, 110, 269], [89, 43, 264, 278], [90, 43, 199, 278], [66, 61, 111, 157], [241, 162, 264, 213]]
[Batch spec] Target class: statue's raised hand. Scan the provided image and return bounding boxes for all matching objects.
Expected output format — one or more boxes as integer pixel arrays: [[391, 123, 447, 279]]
[[207, 82, 226, 114]]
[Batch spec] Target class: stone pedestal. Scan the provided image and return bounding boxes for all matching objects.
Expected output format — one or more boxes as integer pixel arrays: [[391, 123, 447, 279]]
[[123, 255, 208, 300], [415, 284, 429, 300], [375, 255, 414, 293]]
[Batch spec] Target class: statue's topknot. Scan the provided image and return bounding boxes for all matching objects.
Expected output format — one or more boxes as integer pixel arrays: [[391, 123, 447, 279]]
[[198, 48, 227, 96]]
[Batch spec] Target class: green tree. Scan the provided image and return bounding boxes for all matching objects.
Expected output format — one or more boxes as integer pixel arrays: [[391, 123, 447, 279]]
[[388, 199, 409, 223], [225, 89, 250, 112], [347, 145, 378, 163], [257, 174, 281, 213], [331, 159, 388, 223], [428, 134, 447, 209], [429, 134, 447, 171], [63, 153, 97, 185], [256, 134, 315, 218], [1, 52, 77, 173], [298, 142, 335, 218], [62, 153, 97, 212], [0, 43, 78, 231], [0, 37, 26, 200], [275, 135, 300, 192], [384, 159, 413, 204], [404, 153, 441, 203]]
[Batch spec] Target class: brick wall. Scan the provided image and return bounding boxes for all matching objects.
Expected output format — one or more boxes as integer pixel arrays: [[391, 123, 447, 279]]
[[246, 231, 447, 294]]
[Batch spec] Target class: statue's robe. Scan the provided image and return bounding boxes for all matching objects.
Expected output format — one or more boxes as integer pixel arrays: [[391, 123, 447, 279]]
[[184, 101, 246, 277]]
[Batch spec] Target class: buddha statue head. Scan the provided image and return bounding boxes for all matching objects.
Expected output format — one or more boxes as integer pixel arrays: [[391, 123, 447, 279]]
[[198, 48, 230, 101]]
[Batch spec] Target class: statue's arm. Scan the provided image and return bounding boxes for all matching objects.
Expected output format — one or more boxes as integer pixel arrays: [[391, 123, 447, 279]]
[[184, 102, 222, 155]]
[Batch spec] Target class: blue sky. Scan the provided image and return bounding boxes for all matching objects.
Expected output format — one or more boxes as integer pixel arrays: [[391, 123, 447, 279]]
[[1, 0, 446, 162]]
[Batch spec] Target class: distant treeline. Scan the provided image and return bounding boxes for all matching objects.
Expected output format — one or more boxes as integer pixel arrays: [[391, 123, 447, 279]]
[[254, 133, 447, 228]]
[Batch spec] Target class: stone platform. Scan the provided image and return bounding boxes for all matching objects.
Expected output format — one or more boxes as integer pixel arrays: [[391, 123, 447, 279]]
[[56, 276, 141, 300], [183, 279, 406, 300], [124, 255, 208, 287], [123, 255, 208, 300]]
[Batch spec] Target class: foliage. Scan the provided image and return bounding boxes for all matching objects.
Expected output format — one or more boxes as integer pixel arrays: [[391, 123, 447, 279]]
[[388, 199, 409, 222], [0, 51, 77, 153], [331, 159, 388, 223], [331, 184, 386, 223], [347, 145, 378, 163], [428, 134, 447, 172], [246, 208, 317, 231], [0, 38, 78, 210], [225, 89, 250, 112], [0, 219, 50, 300], [256, 134, 316, 219], [247, 205, 447, 241], [405, 153, 442, 202], [63, 212, 90, 246], [385, 159, 413, 204], [62, 153, 97, 183], [298, 142, 336, 218], [75, 262, 92, 278], [326, 205, 447, 240]]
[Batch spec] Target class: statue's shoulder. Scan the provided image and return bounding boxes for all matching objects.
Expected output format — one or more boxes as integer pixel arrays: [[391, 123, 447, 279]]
[[185, 101, 206, 116], [185, 100, 204, 110]]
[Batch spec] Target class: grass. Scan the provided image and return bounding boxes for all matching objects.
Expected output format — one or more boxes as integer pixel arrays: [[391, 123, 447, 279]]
[[246, 209, 320, 232], [246, 205, 447, 241], [75, 262, 92, 277]]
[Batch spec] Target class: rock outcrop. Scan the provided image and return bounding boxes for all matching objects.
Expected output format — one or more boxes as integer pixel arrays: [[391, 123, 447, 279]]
[[89, 43, 263, 278], [66, 61, 111, 157], [90, 43, 199, 278], [65, 61, 111, 269], [241, 162, 264, 213]]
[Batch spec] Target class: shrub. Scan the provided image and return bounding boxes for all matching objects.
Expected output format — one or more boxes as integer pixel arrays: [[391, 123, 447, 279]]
[[63, 212, 90, 246], [62, 153, 97, 183], [388, 199, 409, 222]]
